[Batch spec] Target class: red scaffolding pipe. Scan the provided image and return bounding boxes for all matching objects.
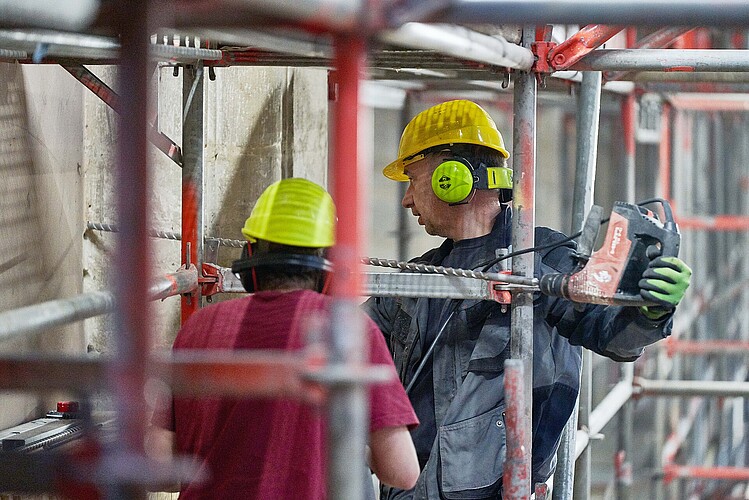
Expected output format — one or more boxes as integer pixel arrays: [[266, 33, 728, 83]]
[[548, 24, 624, 71], [669, 95, 749, 112], [665, 339, 749, 356], [664, 464, 749, 484], [675, 214, 749, 231], [330, 35, 364, 299]]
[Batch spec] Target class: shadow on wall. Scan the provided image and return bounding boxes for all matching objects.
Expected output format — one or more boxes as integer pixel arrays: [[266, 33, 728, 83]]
[[207, 77, 295, 272]]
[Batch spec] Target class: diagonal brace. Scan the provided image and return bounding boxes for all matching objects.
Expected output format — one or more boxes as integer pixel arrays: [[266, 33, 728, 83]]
[[62, 63, 182, 166]]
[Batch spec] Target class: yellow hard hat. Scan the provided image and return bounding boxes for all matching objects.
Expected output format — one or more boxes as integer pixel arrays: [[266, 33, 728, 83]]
[[383, 100, 510, 181], [242, 178, 335, 248]]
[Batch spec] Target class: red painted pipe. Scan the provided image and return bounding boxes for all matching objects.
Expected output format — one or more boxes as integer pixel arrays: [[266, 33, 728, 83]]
[[666, 339, 749, 356], [664, 464, 749, 484], [330, 35, 364, 299], [548, 25, 624, 71], [676, 214, 749, 231]]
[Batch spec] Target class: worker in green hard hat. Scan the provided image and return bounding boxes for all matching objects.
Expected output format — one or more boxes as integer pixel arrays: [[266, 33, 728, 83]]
[[363, 100, 692, 499], [148, 178, 420, 499]]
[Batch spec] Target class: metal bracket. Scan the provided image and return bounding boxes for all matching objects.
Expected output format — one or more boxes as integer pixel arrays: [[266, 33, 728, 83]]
[[531, 41, 556, 74], [200, 263, 223, 301]]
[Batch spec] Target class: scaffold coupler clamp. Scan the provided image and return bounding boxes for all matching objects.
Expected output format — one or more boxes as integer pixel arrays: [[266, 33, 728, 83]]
[[200, 263, 223, 302]]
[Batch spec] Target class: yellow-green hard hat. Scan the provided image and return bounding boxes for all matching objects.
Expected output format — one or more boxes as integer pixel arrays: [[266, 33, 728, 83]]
[[242, 178, 335, 248], [383, 99, 509, 181]]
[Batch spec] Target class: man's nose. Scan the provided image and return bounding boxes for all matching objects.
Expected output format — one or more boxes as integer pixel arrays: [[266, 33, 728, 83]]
[[401, 184, 414, 208]]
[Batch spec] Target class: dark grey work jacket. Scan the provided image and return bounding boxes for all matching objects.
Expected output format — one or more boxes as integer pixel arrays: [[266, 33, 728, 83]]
[[362, 220, 673, 500]]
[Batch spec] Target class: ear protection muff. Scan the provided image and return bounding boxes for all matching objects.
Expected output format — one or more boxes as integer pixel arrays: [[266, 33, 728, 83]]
[[231, 243, 333, 293], [431, 156, 513, 205], [232, 243, 259, 293]]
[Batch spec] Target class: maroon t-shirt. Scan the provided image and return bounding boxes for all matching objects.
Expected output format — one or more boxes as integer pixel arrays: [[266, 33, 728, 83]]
[[153, 289, 418, 499]]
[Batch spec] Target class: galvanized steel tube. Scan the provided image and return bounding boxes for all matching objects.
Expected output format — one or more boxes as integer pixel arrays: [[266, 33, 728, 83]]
[[503, 360, 529, 499], [634, 378, 749, 397], [0, 0, 99, 31], [437, 1, 749, 27], [181, 63, 205, 324], [571, 70, 602, 500], [0, 292, 114, 343], [572, 49, 749, 72], [510, 25, 536, 497], [328, 34, 368, 500], [111, 0, 151, 463], [0, 269, 197, 343], [174, 0, 363, 32], [379, 23, 534, 71]]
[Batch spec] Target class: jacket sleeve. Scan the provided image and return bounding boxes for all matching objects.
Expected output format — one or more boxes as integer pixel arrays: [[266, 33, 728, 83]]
[[535, 227, 672, 361]]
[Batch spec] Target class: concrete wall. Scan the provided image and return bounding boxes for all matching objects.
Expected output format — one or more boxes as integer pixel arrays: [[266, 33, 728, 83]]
[[0, 63, 85, 429]]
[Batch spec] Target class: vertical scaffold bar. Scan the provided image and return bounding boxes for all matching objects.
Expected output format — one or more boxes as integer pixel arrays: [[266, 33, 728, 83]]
[[503, 360, 529, 499], [621, 92, 636, 203], [329, 34, 368, 500], [181, 62, 205, 324], [572, 70, 602, 500], [111, 0, 151, 491], [510, 25, 536, 497], [617, 30, 636, 497]]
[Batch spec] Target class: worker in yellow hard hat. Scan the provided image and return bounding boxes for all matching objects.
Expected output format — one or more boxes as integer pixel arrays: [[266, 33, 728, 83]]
[[148, 178, 420, 499], [362, 100, 691, 498]]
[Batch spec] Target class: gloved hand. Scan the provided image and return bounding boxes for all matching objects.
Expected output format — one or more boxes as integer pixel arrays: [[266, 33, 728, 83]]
[[639, 256, 692, 320]]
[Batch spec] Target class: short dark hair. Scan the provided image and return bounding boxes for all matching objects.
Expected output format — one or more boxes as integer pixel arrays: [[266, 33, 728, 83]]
[[253, 240, 326, 291]]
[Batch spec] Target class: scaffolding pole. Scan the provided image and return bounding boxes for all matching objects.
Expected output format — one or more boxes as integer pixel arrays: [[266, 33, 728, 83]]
[[510, 26, 536, 496], [571, 49, 749, 72], [571, 70, 602, 500], [379, 23, 534, 71], [604, 27, 695, 82], [437, 1, 749, 26], [328, 34, 368, 500], [172, 0, 364, 32], [181, 62, 205, 324], [0, 268, 197, 343], [547, 25, 623, 71], [503, 360, 530, 499], [0, 0, 99, 31], [110, 1, 151, 496], [634, 378, 749, 397]]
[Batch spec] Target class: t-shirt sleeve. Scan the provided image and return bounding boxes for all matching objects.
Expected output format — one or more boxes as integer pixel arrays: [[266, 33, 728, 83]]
[[366, 316, 419, 432]]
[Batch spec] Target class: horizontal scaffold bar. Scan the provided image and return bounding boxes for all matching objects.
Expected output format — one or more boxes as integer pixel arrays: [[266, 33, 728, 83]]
[[571, 49, 749, 72]]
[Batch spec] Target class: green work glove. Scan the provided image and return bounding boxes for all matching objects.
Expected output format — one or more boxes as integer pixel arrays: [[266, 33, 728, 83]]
[[639, 256, 692, 320]]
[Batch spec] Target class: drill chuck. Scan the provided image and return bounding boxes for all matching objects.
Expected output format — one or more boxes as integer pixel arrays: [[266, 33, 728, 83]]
[[539, 273, 569, 300]]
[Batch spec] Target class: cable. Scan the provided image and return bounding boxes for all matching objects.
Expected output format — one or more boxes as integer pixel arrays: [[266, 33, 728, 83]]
[[477, 230, 583, 272], [405, 301, 462, 395], [477, 198, 673, 273]]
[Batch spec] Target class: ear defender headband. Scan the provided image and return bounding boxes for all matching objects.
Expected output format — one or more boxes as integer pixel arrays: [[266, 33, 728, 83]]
[[431, 157, 513, 205], [231, 243, 333, 293]]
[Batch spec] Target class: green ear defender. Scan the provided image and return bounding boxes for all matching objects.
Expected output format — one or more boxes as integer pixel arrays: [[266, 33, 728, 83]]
[[431, 157, 513, 204]]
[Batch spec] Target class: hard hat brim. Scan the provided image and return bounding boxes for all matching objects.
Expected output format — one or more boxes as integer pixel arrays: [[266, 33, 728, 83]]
[[383, 159, 409, 182]]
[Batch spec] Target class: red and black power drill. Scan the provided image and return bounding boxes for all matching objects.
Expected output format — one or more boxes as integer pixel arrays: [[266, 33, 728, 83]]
[[540, 200, 680, 307]]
